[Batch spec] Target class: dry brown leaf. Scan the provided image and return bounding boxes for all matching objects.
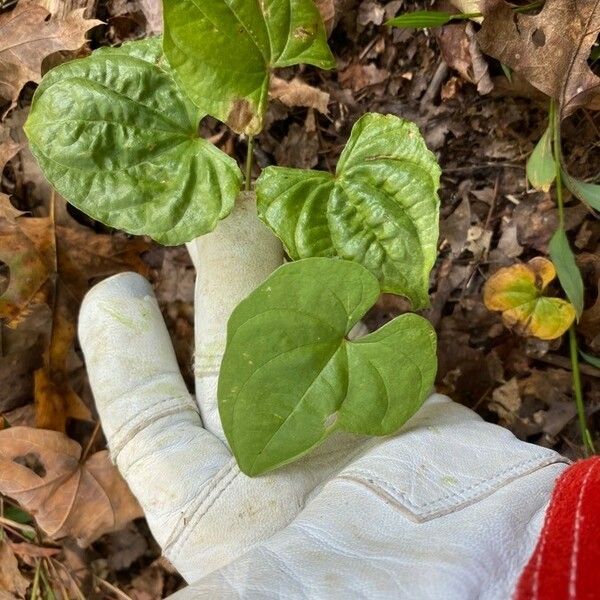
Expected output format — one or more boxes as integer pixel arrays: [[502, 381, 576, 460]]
[[478, 0, 600, 116], [0, 541, 29, 599], [339, 62, 389, 92], [0, 123, 22, 173], [270, 76, 330, 114], [0, 195, 149, 431], [0, 426, 143, 545], [0, 0, 101, 111], [315, 0, 356, 35]]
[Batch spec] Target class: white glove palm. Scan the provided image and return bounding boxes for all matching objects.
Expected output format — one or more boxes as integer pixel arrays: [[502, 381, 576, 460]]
[[79, 194, 567, 599]]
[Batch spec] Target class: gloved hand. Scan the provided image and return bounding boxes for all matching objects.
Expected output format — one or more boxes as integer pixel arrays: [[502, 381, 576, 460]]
[[79, 194, 568, 600]]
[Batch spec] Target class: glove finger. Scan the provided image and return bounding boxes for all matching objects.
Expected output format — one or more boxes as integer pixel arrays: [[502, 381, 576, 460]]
[[78, 272, 231, 546], [187, 192, 284, 440]]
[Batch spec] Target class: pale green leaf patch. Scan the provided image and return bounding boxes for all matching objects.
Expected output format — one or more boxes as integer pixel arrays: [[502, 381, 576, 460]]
[[25, 37, 243, 246], [256, 113, 441, 308], [218, 257, 437, 476], [163, 0, 335, 134], [527, 125, 556, 192]]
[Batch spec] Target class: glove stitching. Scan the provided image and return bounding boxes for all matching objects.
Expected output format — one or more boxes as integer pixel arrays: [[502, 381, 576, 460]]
[[343, 453, 567, 519], [110, 395, 198, 460], [167, 460, 241, 560]]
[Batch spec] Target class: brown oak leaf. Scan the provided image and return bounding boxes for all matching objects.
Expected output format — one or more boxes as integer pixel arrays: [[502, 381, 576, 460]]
[[0, 123, 21, 173], [0, 0, 102, 112], [0, 195, 149, 431], [0, 426, 143, 546], [0, 541, 29, 599], [478, 0, 600, 116]]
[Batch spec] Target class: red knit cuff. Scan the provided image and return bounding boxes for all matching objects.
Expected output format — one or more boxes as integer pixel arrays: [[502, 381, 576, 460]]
[[515, 457, 600, 600]]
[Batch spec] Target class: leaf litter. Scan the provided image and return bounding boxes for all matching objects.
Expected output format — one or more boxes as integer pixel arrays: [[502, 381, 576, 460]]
[[1, 0, 600, 596]]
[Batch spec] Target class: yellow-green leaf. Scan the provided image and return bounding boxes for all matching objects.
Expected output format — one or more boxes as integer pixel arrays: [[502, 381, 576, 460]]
[[483, 257, 576, 340], [527, 125, 555, 192]]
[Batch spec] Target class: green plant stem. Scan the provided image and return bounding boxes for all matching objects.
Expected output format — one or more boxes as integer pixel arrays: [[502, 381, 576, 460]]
[[552, 99, 595, 455], [245, 135, 255, 192], [551, 101, 564, 227], [569, 327, 595, 456], [31, 560, 42, 600]]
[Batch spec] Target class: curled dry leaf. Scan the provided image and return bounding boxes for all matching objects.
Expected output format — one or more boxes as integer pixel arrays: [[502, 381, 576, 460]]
[[0, 541, 30, 599], [478, 0, 600, 116], [0, 0, 102, 112], [270, 76, 330, 114], [0, 196, 149, 431], [436, 22, 492, 95], [484, 257, 576, 340], [315, 0, 356, 34], [0, 427, 143, 546], [0, 123, 22, 173]]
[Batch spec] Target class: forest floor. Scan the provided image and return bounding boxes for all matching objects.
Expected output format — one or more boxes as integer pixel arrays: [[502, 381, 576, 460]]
[[1, 0, 599, 597]]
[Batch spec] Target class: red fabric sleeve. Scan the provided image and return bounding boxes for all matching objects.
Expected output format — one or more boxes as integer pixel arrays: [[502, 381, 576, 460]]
[[515, 457, 600, 600]]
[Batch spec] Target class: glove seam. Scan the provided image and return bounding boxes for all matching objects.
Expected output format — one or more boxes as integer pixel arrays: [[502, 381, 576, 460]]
[[110, 395, 199, 461], [166, 459, 241, 560], [342, 454, 569, 520]]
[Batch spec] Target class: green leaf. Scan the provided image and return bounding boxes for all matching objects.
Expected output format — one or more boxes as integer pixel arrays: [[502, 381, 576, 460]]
[[256, 113, 441, 308], [580, 351, 600, 368], [218, 257, 437, 476], [386, 10, 459, 28], [562, 171, 600, 211], [500, 63, 513, 83], [527, 125, 555, 192], [549, 228, 584, 318], [24, 37, 243, 246], [4, 505, 33, 525], [163, 0, 335, 135]]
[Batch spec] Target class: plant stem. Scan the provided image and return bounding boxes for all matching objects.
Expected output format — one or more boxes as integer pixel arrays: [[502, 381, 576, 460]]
[[31, 559, 42, 600], [551, 101, 564, 227], [569, 327, 595, 456], [245, 135, 255, 192], [552, 99, 595, 455]]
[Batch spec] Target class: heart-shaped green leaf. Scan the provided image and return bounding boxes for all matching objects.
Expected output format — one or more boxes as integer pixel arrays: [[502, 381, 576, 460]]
[[25, 37, 243, 246], [163, 0, 335, 134], [218, 257, 437, 476], [256, 113, 441, 308]]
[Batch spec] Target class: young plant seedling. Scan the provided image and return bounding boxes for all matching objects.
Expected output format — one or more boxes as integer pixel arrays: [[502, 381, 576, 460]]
[[25, 0, 442, 475]]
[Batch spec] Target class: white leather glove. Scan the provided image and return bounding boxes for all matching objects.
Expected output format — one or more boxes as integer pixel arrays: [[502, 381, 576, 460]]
[[79, 194, 568, 600]]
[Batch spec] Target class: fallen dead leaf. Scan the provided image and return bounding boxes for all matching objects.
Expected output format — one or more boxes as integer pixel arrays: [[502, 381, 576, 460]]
[[315, 0, 356, 35], [478, 0, 600, 116], [490, 377, 521, 425], [0, 123, 21, 173], [0, 541, 29, 599], [436, 22, 492, 95], [0, 0, 101, 113], [0, 426, 142, 545], [270, 76, 330, 114], [357, 1, 385, 26], [0, 195, 149, 431], [339, 62, 389, 92]]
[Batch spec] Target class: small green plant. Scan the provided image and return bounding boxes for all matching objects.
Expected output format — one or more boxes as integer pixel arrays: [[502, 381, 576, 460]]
[[527, 100, 596, 455], [24, 0, 442, 475]]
